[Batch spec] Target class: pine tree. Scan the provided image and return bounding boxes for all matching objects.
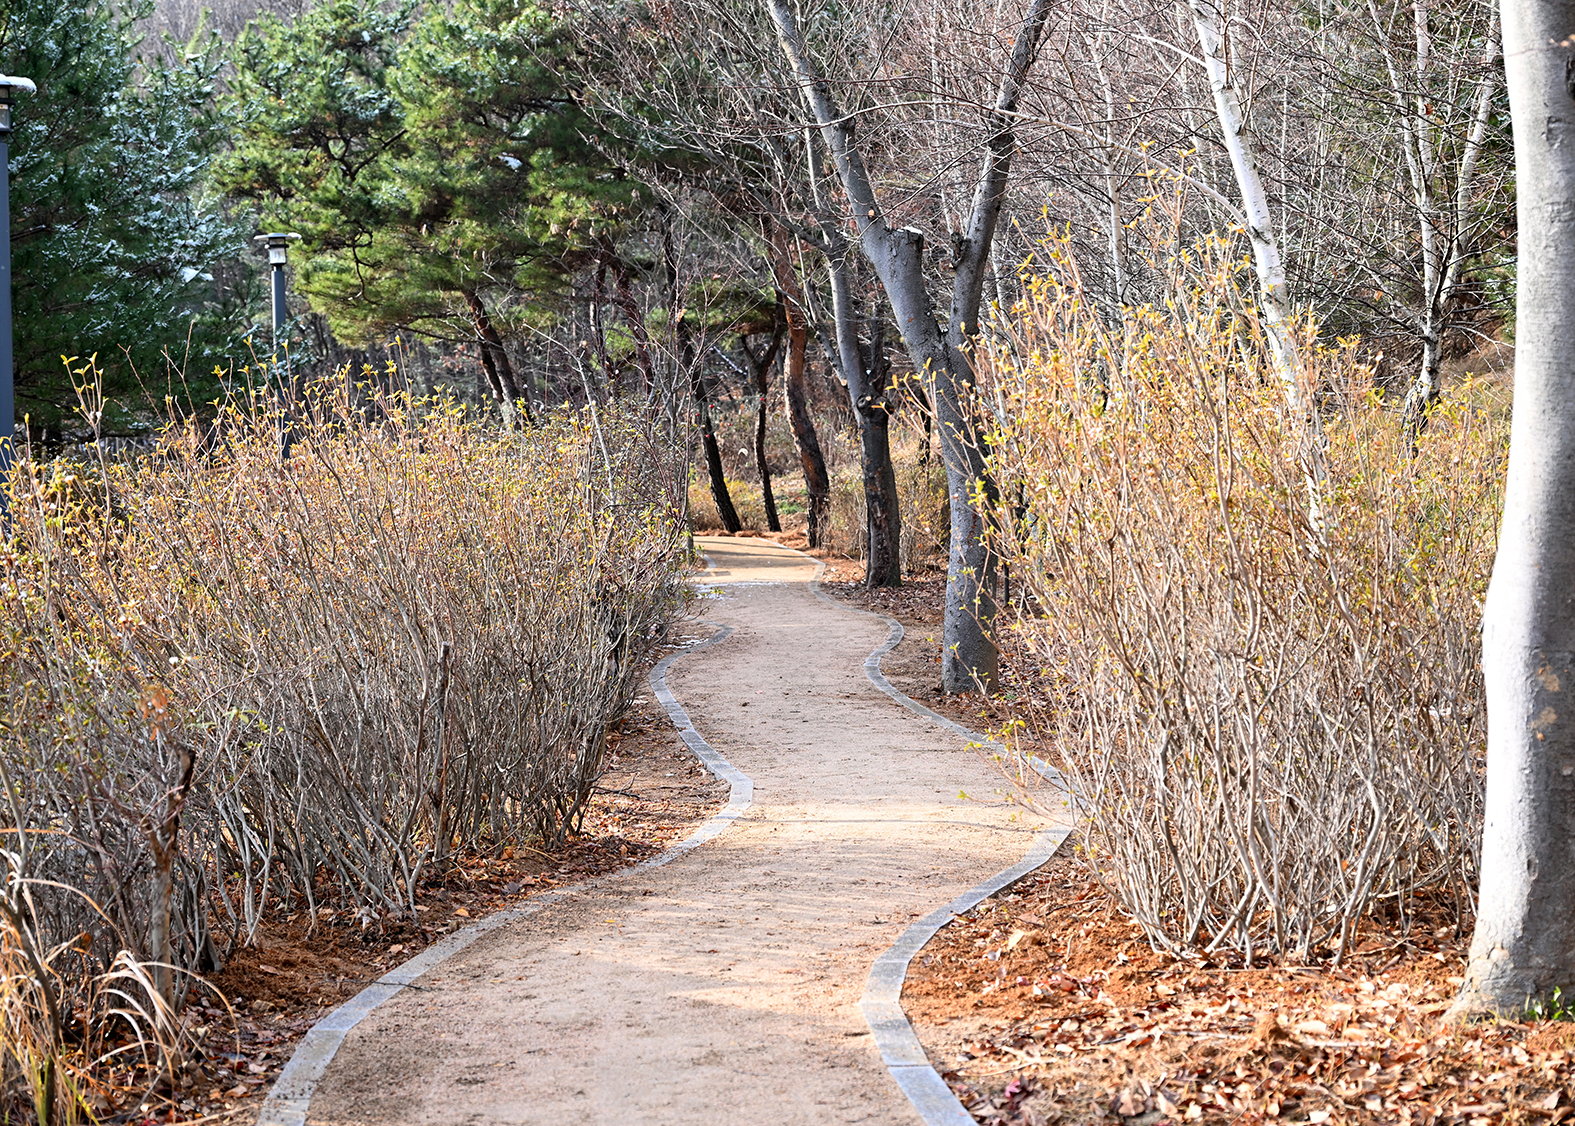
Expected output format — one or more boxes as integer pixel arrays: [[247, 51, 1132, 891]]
[[215, 0, 640, 422], [0, 0, 247, 439]]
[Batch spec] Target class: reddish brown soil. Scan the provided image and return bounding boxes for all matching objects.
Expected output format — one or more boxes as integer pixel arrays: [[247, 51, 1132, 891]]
[[902, 854, 1575, 1126], [141, 688, 726, 1125]]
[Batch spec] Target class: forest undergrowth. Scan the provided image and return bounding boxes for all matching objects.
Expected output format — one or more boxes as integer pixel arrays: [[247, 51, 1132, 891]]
[[984, 233, 1502, 967], [0, 363, 690, 1123]]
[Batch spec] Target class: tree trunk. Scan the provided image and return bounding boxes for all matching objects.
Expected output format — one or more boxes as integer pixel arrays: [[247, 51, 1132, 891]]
[[764, 220, 832, 547], [1188, 0, 1327, 529], [1451, 0, 1575, 1020], [783, 311, 830, 545], [697, 391, 740, 532], [860, 315, 902, 583], [1400, 9, 1502, 441], [676, 306, 741, 534], [802, 132, 902, 587], [463, 288, 521, 429], [756, 393, 780, 533], [769, 0, 1053, 688], [741, 325, 785, 533], [147, 734, 196, 1010], [483, 311, 531, 426], [826, 249, 902, 589]]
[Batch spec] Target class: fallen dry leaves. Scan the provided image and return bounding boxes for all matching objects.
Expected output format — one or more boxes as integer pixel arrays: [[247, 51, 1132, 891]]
[[904, 858, 1575, 1126]]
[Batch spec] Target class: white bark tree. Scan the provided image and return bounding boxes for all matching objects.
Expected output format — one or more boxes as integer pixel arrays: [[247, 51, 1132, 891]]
[[767, 0, 1054, 692], [1186, 0, 1302, 392], [1360, 0, 1502, 437], [1452, 0, 1575, 1019], [1186, 0, 1328, 522]]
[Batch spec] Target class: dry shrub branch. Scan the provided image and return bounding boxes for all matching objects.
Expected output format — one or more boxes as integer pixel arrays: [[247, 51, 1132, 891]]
[[0, 362, 688, 1120], [983, 234, 1502, 964]]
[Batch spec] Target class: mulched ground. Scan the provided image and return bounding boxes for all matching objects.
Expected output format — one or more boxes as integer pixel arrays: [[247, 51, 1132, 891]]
[[109, 678, 727, 1126], [903, 854, 1575, 1126]]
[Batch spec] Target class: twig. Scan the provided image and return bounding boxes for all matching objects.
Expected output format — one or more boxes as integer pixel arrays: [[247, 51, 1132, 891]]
[[593, 786, 644, 799], [322, 976, 430, 991]]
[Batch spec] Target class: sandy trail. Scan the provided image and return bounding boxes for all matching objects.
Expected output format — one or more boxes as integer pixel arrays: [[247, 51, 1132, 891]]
[[305, 536, 1048, 1125]]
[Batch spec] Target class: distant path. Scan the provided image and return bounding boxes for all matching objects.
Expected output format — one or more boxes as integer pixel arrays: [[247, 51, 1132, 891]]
[[299, 537, 1050, 1125]]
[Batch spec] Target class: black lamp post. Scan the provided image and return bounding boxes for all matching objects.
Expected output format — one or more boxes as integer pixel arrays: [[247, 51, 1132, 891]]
[[0, 75, 35, 492], [254, 232, 300, 454], [253, 231, 301, 361]]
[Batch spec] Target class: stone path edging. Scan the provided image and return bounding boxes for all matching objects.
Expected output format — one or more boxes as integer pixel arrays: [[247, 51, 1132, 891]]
[[788, 550, 1074, 1126], [257, 539, 1075, 1126], [255, 624, 743, 1126]]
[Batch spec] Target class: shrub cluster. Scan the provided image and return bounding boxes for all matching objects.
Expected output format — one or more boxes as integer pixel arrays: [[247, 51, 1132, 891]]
[[0, 365, 688, 1117], [984, 238, 1500, 963]]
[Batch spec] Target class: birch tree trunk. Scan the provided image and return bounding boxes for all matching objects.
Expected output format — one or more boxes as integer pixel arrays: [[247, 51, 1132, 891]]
[[1186, 0, 1302, 396], [1397, 5, 1502, 437], [768, 0, 1054, 689], [1187, 0, 1328, 526], [1452, 0, 1575, 1019]]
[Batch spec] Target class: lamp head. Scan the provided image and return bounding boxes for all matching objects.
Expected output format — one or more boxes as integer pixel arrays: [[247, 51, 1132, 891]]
[[0, 76, 37, 138], [254, 231, 302, 265]]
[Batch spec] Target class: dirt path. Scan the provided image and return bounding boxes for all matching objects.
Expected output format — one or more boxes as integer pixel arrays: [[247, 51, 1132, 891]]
[[300, 536, 1050, 1125]]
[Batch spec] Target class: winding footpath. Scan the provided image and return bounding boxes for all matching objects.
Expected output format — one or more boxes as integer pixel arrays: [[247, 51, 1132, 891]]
[[263, 537, 1067, 1126]]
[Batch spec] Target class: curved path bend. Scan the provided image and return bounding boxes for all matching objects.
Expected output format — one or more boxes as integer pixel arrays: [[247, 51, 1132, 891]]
[[297, 537, 1054, 1125]]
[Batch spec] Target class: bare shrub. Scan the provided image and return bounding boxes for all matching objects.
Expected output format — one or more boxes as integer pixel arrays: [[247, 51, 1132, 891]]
[[0, 359, 688, 1050], [984, 236, 1500, 963], [896, 449, 948, 574]]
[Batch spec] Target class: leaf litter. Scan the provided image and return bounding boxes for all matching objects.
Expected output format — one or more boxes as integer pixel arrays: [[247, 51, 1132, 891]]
[[902, 856, 1575, 1126]]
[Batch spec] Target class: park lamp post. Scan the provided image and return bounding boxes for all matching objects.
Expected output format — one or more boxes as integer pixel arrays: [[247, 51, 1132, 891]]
[[254, 232, 300, 454], [0, 75, 35, 500], [253, 232, 301, 356]]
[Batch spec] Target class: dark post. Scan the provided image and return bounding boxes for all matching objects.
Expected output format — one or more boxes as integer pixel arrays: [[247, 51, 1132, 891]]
[[254, 232, 300, 453], [271, 251, 286, 336], [254, 232, 300, 360], [0, 76, 35, 500]]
